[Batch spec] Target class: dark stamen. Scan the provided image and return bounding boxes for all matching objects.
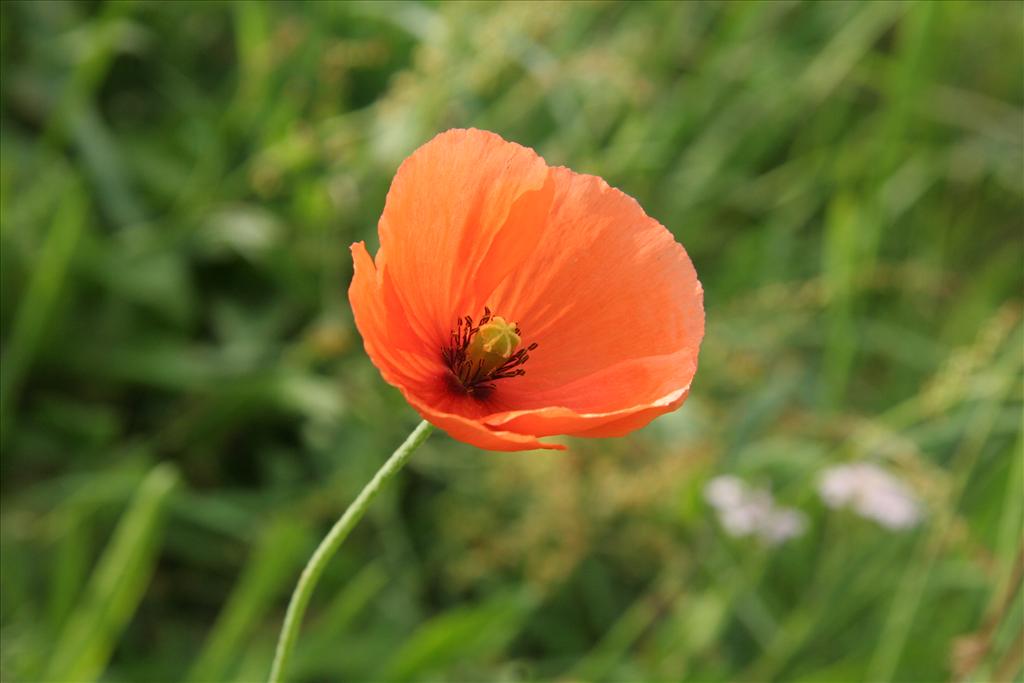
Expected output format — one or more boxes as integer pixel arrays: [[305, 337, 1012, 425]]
[[441, 308, 537, 398]]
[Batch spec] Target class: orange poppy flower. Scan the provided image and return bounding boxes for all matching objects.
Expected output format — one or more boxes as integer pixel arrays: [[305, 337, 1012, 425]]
[[349, 129, 704, 451]]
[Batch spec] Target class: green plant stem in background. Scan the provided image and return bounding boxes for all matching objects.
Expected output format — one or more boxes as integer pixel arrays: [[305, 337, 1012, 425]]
[[268, 420, 435, 683]]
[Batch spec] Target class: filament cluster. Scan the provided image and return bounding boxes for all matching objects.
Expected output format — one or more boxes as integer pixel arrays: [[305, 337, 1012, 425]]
[[442, 307, 537, 397]]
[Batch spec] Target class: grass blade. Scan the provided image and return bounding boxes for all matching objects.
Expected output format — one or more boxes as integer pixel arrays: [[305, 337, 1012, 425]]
[[45, 463, 179, 682]]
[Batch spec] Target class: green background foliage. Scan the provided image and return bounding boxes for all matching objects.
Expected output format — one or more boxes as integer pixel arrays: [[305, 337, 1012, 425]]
[[1, 1, 1021, 681]]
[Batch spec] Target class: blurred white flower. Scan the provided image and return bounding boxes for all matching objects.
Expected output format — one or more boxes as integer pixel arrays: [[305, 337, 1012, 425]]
[[818, 462, 921, 530], [704, 475, 746, 510], [705, 475, 807, 545]]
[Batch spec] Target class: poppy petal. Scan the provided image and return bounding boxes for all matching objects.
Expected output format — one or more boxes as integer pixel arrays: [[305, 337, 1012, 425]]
[[349, 242, 440, 390], [407, 396, 566, 452], [482, 349, 697, 437], [487, 167, 704, 410], [376, 129, 553, 349]]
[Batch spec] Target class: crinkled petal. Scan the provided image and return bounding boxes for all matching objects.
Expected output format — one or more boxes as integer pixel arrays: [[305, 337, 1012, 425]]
[[349, 242, 439, 391], [376, 128, 553, 350], [482, 351, 697, 437], [486, 167, 704, 413]]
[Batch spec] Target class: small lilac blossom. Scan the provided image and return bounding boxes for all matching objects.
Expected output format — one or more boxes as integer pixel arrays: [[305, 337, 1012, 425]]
[[705, 475, 746, 510], [705, 475, 807, 546], [818, 462, 921, 530]]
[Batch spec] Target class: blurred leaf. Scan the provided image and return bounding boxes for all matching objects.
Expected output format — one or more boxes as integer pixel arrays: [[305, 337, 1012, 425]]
[[186, 516, 313, 683], [45, 463, 179, 682], [383, 590, 539, 682], [0, 179, 86, 446]]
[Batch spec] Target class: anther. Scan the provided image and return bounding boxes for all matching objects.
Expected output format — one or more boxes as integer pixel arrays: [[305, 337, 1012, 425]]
[[441, 308, 537, 397]]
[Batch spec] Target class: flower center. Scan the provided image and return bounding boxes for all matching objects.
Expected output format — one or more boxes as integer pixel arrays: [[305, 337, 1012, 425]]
[[442, 307, 538, 398]]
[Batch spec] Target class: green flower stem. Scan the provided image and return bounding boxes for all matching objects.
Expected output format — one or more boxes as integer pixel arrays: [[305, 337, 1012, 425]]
[[268, 419, 434, 683]]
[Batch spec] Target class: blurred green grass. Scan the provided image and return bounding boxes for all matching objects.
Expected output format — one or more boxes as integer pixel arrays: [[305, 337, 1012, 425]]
[[1, 1, 1021, 682]]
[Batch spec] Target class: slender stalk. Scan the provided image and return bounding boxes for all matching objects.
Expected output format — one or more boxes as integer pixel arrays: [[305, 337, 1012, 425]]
[[268, 420, 434, 683]]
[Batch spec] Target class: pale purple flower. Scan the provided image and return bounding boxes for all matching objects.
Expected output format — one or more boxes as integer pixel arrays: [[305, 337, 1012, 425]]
[[705, 475, 807, 545], [704, 475, 746, 510], [819, 462, 922, 530]]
